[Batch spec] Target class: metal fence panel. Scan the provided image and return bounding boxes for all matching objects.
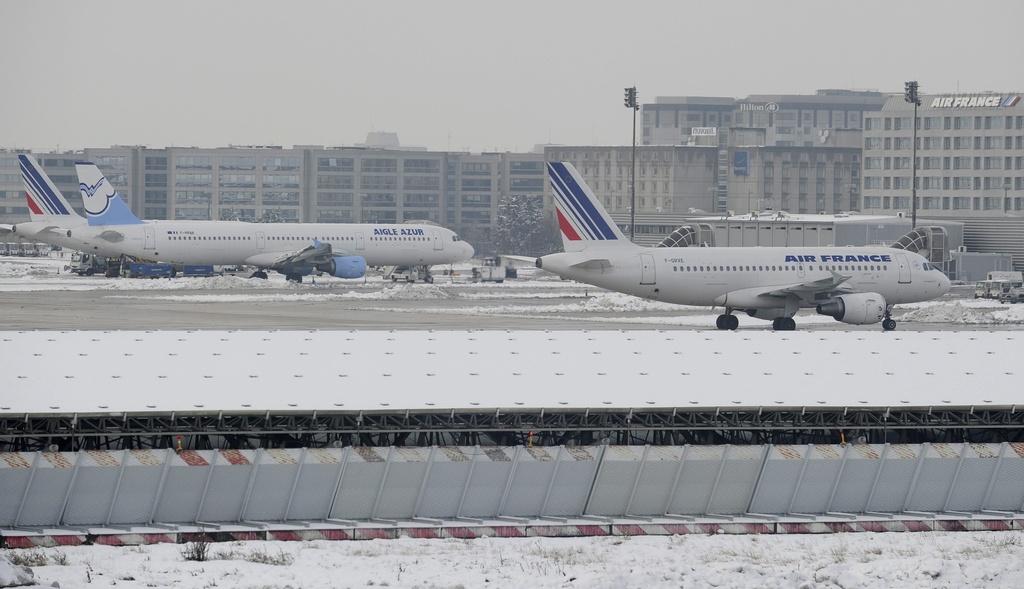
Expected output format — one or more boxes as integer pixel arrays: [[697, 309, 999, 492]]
[[707, 446, 764, 514], [501, 447, 558, 517], [331, 447, 388, 520], [668, 445, 724, 515], [108, 450, 166, 524], [154, 451, 211, 523], [791, 445, 846, 514], [626, 446, 684, 516], [459, 447, 515, 518], [868, 445, 919, 513], [582, 446, 643, 516], [245, 449, 302, 522], [986, 443, 1024, 510], [830, 445, 885, 513], [201, 450, 255, 522]]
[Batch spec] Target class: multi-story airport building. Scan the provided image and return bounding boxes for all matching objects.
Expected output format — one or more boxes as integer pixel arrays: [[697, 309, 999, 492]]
[[0, 144, 547, 254], [861, 91, 1024, 268], [642, 90, 887, 215]]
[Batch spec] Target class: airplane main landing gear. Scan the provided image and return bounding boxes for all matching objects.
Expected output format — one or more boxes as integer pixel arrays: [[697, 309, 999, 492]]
[[250, 270, 268, 280], [285, 273, 303, 283], [772, 317, 796, 331], [715, 313, 739, 330], [882, 307, 896, 331]]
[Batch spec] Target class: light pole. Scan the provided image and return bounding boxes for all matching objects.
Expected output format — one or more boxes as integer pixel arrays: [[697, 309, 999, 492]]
[[904, 81, 921, 228], [624, 86, 639, 241]]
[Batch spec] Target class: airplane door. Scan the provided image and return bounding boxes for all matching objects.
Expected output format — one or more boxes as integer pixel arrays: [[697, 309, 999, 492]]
[[433, 232, 443, 251], [143, 226, 155, 250], [640, 254, 656, 285], [797, 262, 806, 279], [256, 231, 266, 252], [896, 253, 912, 284], [356, 233, 366, 251]]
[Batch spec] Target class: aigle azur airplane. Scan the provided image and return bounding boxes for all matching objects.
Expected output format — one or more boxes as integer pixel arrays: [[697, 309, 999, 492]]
[[536, 162, 950, 331], [6, 155, 474, 281]]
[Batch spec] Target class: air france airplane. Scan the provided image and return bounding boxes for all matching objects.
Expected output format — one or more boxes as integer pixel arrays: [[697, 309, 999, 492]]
[[0, 155, 121, 255], [60, 161, 473, 282], [537, 162, 950, 331]]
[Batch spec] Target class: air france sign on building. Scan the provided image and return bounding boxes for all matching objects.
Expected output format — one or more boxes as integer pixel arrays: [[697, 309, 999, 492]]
[[929, 95, 1021, 108]]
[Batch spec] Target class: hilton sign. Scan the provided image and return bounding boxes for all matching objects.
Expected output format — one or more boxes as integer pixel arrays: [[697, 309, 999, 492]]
[[929, 95, 1021, 108]]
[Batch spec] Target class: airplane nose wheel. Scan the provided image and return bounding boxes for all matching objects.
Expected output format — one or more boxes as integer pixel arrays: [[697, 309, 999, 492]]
[[882, 307, 896, 331], [715, 314, 739, 330]]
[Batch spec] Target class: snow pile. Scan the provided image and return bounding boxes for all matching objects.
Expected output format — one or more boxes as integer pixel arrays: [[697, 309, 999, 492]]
[[0, 554, 34, 587], [343, 283, 451, 300], [108, 283, 454, 303], [19, 531, 1024, 588], [901, 301, 1024, 324], [0, 261, 59, 278]]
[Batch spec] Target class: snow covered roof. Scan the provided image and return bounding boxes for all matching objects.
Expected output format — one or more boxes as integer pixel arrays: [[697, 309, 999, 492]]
[[0, 330, 1018, 415], [690, 212, 902, 224]]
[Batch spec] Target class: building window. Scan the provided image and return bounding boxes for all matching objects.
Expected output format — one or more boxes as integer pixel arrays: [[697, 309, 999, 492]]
[[318, 157, 354, 172], [361, 159, 398, 173]]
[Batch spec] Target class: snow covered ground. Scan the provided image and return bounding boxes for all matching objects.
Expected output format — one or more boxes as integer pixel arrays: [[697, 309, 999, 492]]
[[4, 254, 1024, 327], [8, 531, 1023, 589]]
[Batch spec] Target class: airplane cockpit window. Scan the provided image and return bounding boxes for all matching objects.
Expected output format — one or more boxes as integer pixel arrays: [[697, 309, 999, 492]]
[[452, 234, 461, 242]]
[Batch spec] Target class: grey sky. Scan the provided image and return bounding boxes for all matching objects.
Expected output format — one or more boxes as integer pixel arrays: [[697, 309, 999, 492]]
[[1, 0, 1022, 152]]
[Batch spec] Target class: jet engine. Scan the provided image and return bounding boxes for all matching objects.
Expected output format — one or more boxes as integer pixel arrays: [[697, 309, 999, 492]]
[[324, 255, 367, 279], [816, 293, 886, 325]]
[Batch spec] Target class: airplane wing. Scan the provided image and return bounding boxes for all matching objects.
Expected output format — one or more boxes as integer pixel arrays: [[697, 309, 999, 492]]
[[715, 272, 853, 308], [244, 240, 336, 270], [499, 255, 538, 264], [763, 271, 852, 298]]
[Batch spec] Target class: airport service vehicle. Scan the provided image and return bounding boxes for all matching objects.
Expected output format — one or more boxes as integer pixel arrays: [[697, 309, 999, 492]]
[[72, 162, 474, 282], [386, 265, 434, 283], [68, 252, 111, 276], [123, 262, 175, 279], [180, 265, 218, 277], [536, 162, 950, 331], [471, 257, 508, 283]]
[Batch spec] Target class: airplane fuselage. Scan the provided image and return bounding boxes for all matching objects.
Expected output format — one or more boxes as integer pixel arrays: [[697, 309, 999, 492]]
[[69, 220, 473, 267], [540, 245, 949, 309]]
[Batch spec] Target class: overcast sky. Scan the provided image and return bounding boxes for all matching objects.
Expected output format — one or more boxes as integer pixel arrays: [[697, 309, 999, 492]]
[[2, 0, 1022, 153]]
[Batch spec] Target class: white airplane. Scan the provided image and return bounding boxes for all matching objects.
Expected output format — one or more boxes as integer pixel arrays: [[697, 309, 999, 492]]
[[0, 155, 121, 255], [53, 160, 473, 281], [537, 162, 950, 331]]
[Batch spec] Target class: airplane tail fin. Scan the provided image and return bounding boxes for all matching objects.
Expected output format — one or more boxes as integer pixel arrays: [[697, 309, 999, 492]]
[[18, 154, 83, 221], [75, 161, 143, 226], [547, 162, 632, 252]]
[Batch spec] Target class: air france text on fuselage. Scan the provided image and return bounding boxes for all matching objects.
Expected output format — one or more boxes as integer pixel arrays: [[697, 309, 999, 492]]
[[373, 228, 425, 236], [784, 254, 892, 263]]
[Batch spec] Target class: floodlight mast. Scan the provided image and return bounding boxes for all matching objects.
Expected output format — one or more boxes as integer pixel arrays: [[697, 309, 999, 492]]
[[624, 86, 639, 241], [904, 81, 922, 228]]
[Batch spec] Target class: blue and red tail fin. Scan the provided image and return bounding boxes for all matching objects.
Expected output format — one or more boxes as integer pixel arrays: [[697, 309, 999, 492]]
[[547, 162, 629, 252], [75, 161, 143, 226], [18, 154, 83, 221]]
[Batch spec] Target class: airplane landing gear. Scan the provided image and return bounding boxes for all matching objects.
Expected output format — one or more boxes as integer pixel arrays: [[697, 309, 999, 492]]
[[285, 273, 303, 283], [250, 270, 268, 279], [772, 317, 796, 331], [715, 313, 739, 330], [882, 307, 896, 331]]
